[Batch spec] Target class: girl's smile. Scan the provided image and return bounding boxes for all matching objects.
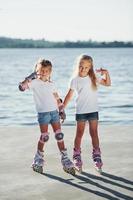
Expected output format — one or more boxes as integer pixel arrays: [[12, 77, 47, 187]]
[[79, 59, 92, 77], [37, 66, 51, 81]]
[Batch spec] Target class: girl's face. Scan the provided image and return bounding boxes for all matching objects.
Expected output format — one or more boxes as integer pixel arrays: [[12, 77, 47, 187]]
[[79, 59, 92, 77], [37, 64, 51, 81]]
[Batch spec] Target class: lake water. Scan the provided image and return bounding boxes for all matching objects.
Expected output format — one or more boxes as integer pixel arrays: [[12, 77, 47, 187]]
[[0, 48, 133, 126]]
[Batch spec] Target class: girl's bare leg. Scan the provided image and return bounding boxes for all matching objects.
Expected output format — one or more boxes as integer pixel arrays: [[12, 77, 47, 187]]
[[32, 124, 49, 172], [89, 120, 99, 149], [38, 124, 48, 152], [51, 122, 75, 174], [74, 121, 86, 150], [51, 122, 65, 151]]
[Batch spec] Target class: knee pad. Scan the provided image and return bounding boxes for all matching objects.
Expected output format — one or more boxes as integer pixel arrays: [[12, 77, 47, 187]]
[[55, 129, 64, 142], [39, 132, 49, 143]]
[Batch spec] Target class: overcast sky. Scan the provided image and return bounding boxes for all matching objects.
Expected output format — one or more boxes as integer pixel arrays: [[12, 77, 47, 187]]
[[0, 0, 132, 41]]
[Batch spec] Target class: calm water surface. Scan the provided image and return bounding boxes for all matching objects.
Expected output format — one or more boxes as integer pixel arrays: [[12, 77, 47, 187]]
[[0, 48, 133, 126]]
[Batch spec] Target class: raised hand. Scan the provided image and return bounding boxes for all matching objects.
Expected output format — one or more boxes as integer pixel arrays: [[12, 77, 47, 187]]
[[96, 68, 108, 75], [18, 80, 29, 91]]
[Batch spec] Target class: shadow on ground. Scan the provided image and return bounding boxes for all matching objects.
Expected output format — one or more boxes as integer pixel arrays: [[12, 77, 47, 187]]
[[42, 171, 133, 200]]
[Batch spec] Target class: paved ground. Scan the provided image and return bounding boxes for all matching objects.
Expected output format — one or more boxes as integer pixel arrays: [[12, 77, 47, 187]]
[[0, 125, 133, 200]]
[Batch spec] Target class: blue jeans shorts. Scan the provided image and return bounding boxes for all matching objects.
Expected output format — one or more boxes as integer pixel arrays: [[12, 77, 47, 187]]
[[38, 110, 60, 125], [76, 112, 99, 122]]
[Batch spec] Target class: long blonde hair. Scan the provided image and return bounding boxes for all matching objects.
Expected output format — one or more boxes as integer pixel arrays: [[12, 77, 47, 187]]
[[73, 54, 97, 90]]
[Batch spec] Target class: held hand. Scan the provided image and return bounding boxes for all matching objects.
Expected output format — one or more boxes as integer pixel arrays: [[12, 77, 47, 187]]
[[59, 110, 66, 123], [59, 103, 66, 123]]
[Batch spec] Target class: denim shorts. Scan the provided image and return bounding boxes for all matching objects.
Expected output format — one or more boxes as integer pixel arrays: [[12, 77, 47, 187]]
[[76, 112, 99, 122], [38, 110, 60, 125]]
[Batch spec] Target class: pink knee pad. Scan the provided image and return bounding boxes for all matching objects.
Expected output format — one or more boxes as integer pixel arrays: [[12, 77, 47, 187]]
[[39, 132, 49, 144], [55, 129, 64, 142]]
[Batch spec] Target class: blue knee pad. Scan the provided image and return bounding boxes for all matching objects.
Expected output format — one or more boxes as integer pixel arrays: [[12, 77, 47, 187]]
[[55, 132, 64, 142], [39, 132, 49, 143]]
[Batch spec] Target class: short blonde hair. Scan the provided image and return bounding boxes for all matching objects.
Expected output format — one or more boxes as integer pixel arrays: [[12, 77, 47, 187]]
[[35, 58, 52, 71]]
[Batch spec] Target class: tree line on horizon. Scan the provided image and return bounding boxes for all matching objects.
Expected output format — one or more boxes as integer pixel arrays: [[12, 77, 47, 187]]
[[0, 37, 133, 48]]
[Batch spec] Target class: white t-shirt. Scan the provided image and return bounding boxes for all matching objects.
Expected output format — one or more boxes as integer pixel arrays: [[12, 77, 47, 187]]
[[28, 79, 58, 113], [70, 76, 98, 114]]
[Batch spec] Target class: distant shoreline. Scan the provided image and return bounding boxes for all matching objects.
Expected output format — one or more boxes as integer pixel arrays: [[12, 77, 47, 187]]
[[0, 37, 133, 48]]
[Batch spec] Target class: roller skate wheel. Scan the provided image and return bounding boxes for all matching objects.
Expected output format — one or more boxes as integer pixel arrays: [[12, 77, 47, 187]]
[[63, 167, 76, 176], [33, 165, 43, 174]]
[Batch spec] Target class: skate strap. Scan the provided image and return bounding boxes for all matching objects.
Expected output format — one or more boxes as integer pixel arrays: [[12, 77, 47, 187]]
[[62, 159, 72, 168], [73, 154, 81, 162], [94, 157, 101, 162], [62, 156, 68, 161]]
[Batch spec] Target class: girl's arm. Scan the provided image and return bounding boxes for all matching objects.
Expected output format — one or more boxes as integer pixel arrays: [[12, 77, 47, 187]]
[[53, 92, 62, 105], [53, 92, 59, 101], [19, 71, 38, 91], [63, 89, 74, 108], [96, 68, 111, 86]]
